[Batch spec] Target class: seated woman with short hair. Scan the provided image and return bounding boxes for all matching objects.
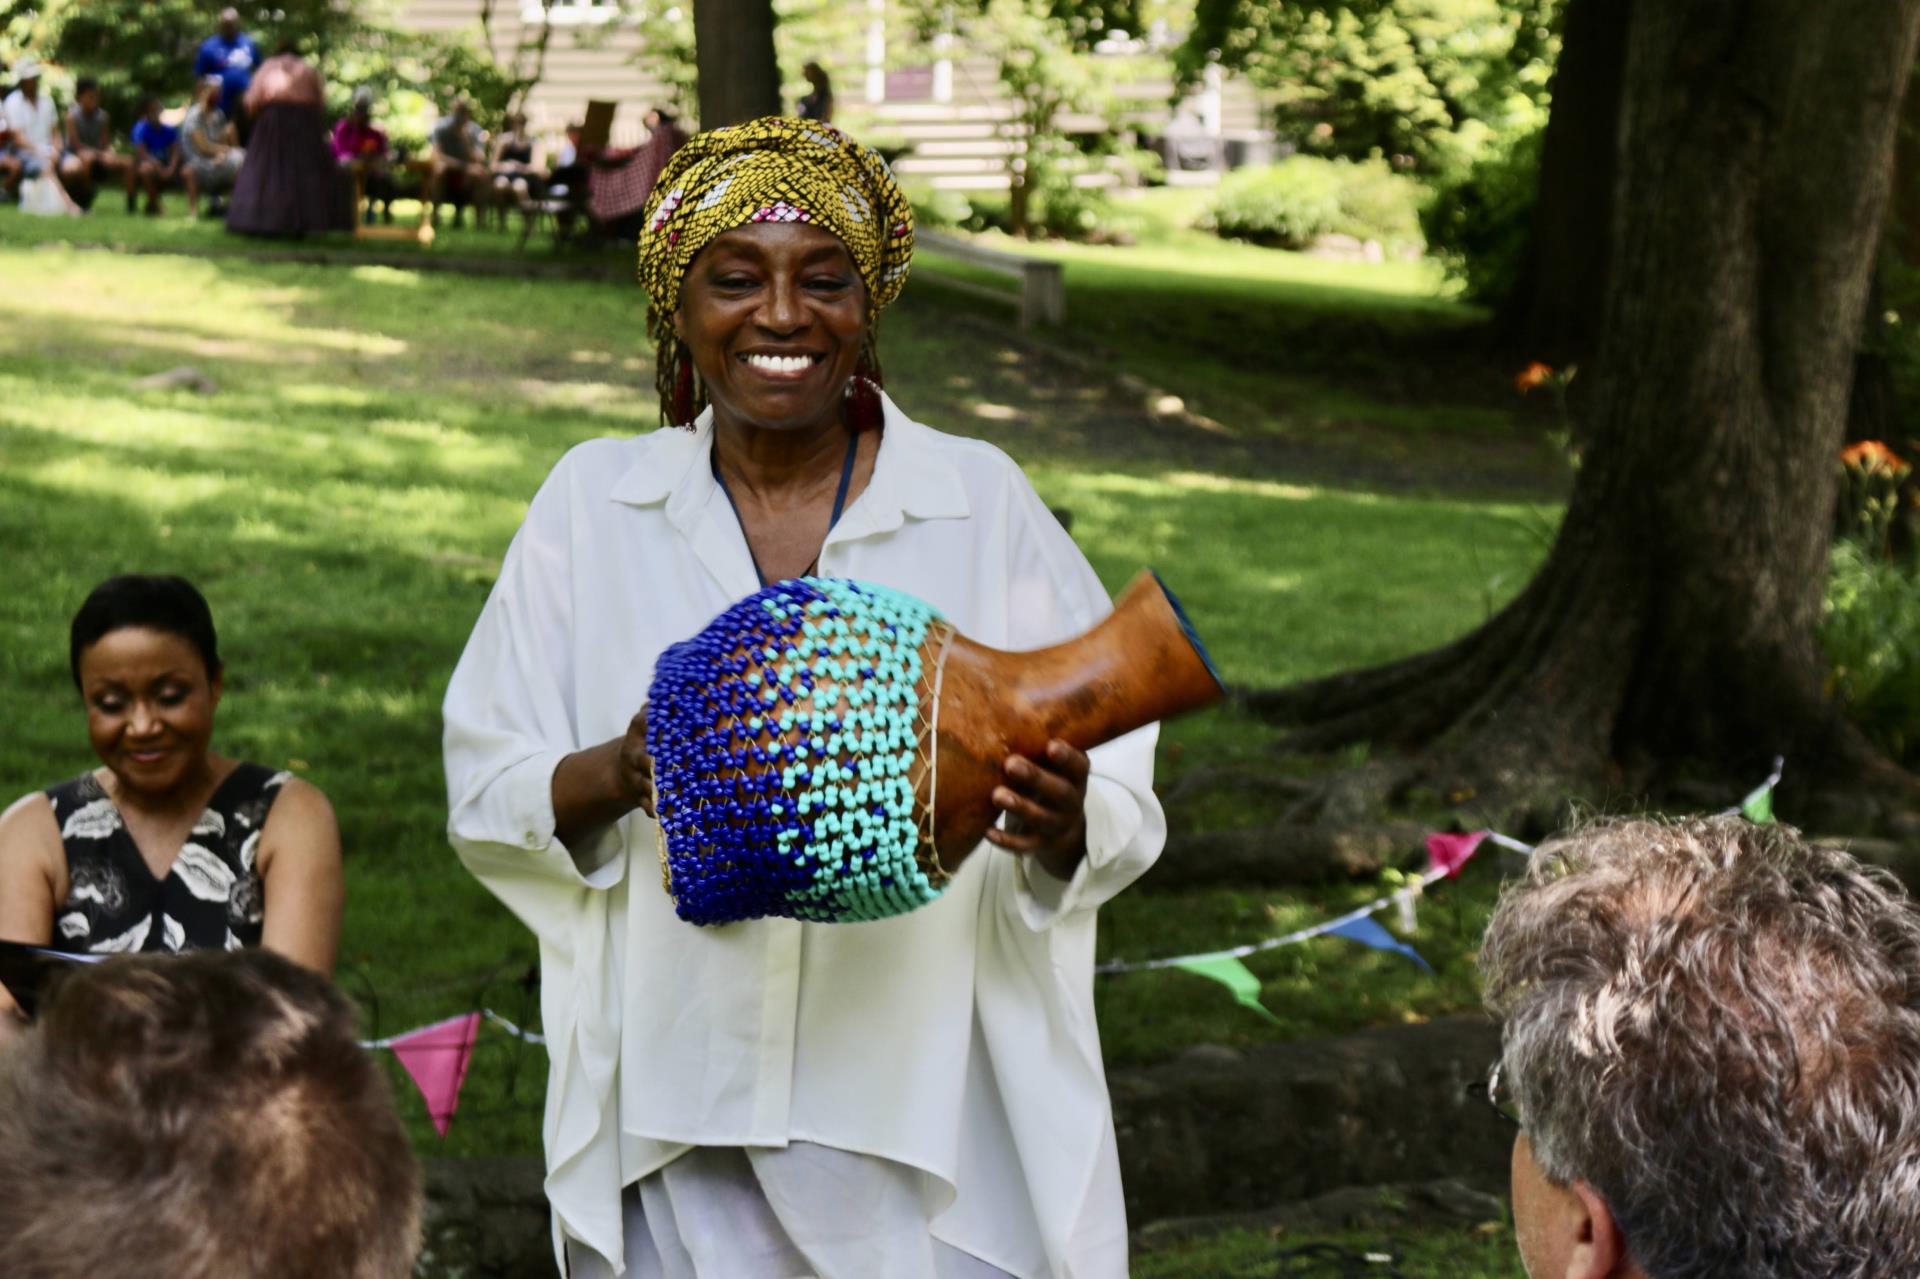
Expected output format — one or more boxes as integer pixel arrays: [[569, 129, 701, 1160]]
[[0, 575, 343, 1024]]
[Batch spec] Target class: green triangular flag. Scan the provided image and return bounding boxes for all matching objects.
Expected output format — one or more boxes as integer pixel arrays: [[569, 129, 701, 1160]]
[[1741, 779, 1776, 824], [1170, 953, 1281, 1025]]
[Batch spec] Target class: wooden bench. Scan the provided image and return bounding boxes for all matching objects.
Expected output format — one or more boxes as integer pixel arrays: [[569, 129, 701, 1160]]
[[916, 229, 1066, 329]]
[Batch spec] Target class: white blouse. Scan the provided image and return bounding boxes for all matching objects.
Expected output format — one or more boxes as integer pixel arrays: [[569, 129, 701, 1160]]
[[443, 393, 1164, 1278]]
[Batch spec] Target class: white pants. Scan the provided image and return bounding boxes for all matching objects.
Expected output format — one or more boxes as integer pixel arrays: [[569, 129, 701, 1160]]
[[565, 1143, 1016, 1279]]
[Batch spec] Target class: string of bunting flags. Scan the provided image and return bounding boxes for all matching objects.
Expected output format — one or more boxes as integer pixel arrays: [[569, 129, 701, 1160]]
[[1094, 758, 1785, 1024], [343, 759, 1788, 1135]]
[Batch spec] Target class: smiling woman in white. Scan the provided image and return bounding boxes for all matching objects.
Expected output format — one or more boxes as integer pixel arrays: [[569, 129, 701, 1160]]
[[444, 119, 1163, 1279]]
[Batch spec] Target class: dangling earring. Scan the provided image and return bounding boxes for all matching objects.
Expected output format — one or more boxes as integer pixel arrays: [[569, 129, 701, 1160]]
[[672, 340, 702, 426], [845, 333, 884, 433]]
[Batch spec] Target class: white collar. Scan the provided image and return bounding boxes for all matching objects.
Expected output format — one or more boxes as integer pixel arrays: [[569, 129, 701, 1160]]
[[607, 389, 971, 531]]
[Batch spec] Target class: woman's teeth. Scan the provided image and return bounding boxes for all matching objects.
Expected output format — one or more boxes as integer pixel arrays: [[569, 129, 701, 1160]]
[[744, 353, 814, 373]]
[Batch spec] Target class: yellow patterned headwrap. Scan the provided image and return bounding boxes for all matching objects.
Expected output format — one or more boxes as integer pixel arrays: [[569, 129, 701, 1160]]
[[638, 116, 914, 329]]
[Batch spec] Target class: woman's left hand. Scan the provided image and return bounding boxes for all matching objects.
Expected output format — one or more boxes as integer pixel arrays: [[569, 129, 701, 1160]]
[[986, 739, 1089, 881]]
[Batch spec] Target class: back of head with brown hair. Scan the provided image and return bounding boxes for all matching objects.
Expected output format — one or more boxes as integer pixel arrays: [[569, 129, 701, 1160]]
[[0, 949, 421, 1279]]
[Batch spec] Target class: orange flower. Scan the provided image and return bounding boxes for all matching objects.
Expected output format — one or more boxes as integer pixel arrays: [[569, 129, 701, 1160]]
[[1840, 440, 1911, 475], [1513, 362, 1553, 395]]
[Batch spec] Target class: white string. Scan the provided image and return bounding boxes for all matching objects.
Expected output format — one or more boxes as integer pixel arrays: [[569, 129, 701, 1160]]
[[922, 623, 955, 882], [357, 1008, 546, 1050], [1098, 757, 1781, 977]]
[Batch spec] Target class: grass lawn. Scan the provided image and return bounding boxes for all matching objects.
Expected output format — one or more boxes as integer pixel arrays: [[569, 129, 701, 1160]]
[[1134, 1222, 1526, 1279], [1, 211, 1556, 1272], [914, 187, 1550, 486], [0, 196, 595, 267]]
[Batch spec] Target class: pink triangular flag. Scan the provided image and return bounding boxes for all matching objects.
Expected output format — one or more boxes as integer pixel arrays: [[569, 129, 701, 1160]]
[[389, 1012, 481, 1138], [1426, 830, 1488, 879]]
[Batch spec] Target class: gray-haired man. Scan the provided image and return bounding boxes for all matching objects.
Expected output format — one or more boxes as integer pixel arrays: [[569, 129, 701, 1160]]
[[1477, 815, 1920, 1279]]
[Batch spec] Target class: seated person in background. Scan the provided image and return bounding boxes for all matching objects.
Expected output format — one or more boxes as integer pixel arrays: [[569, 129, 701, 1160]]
[[3, 57, 59, 185], [0, 118, 20, 198], [0, 574, 343, 1029], [60, 77, 136, 213], [488, 108, 540, 221], [180, 76, 244, 216], [128, 97, 182, 215], [586, 104, 684, 235], [332, 85, 394, 224], [1479, 814, 1920, 1279], [428, 95, 488, 228], [4, 56, 79, 212], [547, 118, 585, 196], [0, 948, 421, 1279]]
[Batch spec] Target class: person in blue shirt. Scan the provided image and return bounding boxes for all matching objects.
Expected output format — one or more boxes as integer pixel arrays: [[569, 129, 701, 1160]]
[[129, 98, 182, 216], [194, 8, 261, 121]]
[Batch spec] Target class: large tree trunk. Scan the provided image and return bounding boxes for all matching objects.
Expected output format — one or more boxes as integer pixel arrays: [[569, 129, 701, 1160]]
[[1494, 0, 1629, 362], [1250, 0, 1920, 818], [692, 0, 781, 129]]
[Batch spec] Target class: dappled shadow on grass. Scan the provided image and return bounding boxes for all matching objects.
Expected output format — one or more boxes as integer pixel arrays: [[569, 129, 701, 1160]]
[[887, 289, 1569, 502], [1031, 466, 1557, 685]]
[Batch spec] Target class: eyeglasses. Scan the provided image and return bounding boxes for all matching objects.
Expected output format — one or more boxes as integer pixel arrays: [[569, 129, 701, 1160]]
[[1468, 1059, 1522, 1127]]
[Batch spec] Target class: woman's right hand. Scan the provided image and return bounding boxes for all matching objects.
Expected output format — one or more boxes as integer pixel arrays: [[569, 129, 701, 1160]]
[[551, 708, 653, 850], [611, 708, 655, 819]]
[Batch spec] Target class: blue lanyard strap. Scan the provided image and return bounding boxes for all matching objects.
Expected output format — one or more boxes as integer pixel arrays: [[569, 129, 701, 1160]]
[[711, 426, 861, 587]]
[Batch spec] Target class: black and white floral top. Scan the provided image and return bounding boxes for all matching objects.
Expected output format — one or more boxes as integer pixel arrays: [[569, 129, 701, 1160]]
[[45, 764, 288, 955]]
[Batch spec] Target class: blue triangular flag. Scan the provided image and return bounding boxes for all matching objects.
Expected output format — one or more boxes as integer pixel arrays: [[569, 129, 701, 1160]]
[[1326, 915, 1434, 973]]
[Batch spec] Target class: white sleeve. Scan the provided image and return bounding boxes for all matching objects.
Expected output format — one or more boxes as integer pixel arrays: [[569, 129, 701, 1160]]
[[994, 467, 1166, 929], [443, 450, 627, 942]]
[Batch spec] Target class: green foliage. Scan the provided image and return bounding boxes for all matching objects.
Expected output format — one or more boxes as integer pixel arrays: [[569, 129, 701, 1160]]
[[1421, 124, 1542, 302], [1822, 539, 1920, 765], [38, 0, 360, 125], [982, 0, 1103, 236], [900, 0, 1143, 239], [773, 0, 873, 116], [31, 0, 520, 149], [624, 1, 698, 118], [900, 179, 974, 231], [1178, 0, 1561, 172], [323, 27, 523, 150], [1205, 156, 1425, 251], [1046, 0, 1144, 46]]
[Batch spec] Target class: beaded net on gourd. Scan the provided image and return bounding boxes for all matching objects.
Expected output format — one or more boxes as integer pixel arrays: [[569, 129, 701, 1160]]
[[647, 577, 955, 926]]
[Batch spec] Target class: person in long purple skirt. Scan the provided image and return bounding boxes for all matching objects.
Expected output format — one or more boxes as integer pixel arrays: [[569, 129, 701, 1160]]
[[225, 42, 352, 238]]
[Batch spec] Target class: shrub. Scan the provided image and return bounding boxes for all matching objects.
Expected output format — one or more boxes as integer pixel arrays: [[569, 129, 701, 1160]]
[[1821, 539, 1920, 764], [1421, 126, 1543, 303], [901, 181, 974, 232], [1204, 156, 1424, 252], [947, 175, 1127, 243]]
